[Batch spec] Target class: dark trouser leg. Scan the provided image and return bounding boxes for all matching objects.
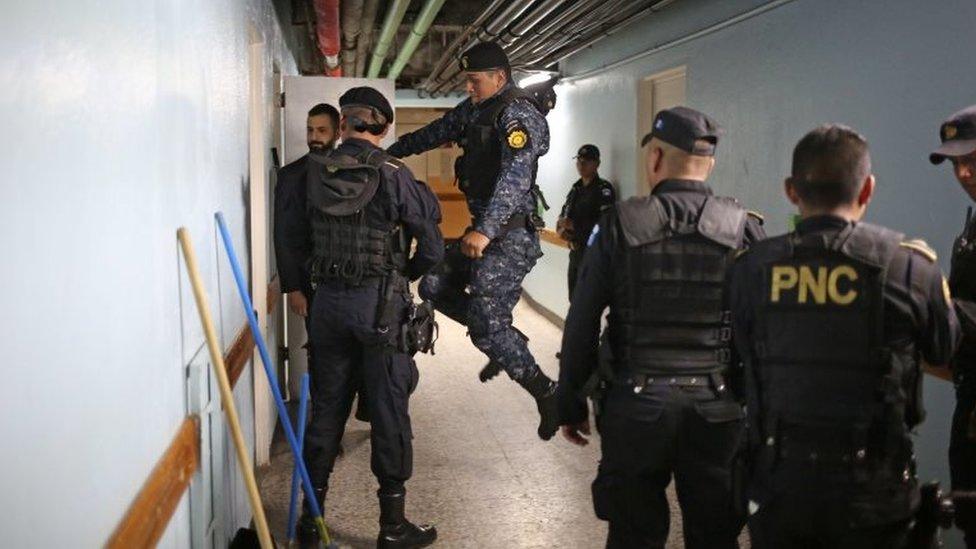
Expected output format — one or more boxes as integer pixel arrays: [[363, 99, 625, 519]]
[[361, 345, 414, 494], [302, 298, 359, 515], [594, 401, 677, 549], [567, 246, 584, 301], [673, 400, 743, 549], [467, 230, 540, 382], [418, 246, 471, 326], [951, 388, 976, 547]]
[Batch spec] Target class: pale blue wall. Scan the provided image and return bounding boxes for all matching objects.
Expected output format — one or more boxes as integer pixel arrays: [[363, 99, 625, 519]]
[[0, 1, 295, 546], [524, 0, 972, 544]]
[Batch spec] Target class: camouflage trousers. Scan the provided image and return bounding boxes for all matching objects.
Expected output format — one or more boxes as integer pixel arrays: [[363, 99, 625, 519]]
[[420, 228, 543, 381]]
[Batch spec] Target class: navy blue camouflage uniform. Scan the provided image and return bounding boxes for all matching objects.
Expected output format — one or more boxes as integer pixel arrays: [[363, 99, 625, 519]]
[[388, 82, 549, 383]]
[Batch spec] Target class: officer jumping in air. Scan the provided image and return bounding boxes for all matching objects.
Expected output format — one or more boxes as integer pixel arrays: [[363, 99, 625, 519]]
[[930, 105, 976, 548], [558, 107, 765, 548], [556, 144, 616, 300], [732, 124, 960, 547], [388, 42, 559, 440], [296, 87, 443, 548]]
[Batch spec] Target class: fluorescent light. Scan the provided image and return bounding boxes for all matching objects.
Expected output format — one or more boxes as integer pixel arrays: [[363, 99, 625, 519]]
[[518, 72, 557, 88]]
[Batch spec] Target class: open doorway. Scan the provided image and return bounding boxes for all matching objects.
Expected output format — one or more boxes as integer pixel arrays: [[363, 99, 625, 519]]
[[395, 108, 469, 240], [636, 66, 686, 194]]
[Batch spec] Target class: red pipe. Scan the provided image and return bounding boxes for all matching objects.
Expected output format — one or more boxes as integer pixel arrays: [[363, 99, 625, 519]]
[[314, 0, 342, 76]]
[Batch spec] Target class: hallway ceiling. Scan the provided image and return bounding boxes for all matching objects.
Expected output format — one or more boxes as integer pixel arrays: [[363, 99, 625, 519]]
[[273, 0, 677, 94]]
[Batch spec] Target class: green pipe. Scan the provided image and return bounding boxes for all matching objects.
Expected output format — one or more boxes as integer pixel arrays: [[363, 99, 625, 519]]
[[367, 0, 411, 78], [386, 0, 447, 80]]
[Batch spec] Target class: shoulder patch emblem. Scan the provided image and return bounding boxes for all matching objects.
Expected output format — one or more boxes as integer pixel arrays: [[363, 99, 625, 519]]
[[747, 210, 765, 224], [899, 239, 937, 263], [602, 186, 613, 197], [507, 128, 528, 149]]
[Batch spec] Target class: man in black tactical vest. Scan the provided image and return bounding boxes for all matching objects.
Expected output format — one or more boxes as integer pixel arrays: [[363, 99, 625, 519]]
[[930, 105, 976, 547], [558, 106, 766, 548], [296, 87, 444, 549], [733, 124, 960, 548]]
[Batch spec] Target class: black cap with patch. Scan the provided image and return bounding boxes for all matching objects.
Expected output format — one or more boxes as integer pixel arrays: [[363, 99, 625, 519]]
[[930, 105, 976, 165], [339, 86, 394, 124], [641, 106, 722, 156], [574, 144, 600, 160], [458, 42, 510, 73]]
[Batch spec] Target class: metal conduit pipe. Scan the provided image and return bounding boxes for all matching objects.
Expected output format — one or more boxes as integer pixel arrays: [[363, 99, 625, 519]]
[[537, 0, 646, 54], [496, 0, 568, 48], [512, 0, 635, 67], [387, 0, 448, 80], [560, 0, 796, 83], [367, 0, 411, 78], [419, 0, 508, 92], [525, 0, 662, 67], [505, 0, 603, 63], [354, 0, 381, 77], [427, 0, 536, 92], [341, 0, 365, 76]]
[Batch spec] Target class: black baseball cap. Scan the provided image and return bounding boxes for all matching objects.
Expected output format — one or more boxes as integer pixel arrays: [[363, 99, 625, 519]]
[[641, 106, 723, 156], [459, 42, 510, 72], [930, 105, 976, 164], [574, 144, 600, 160], [339, 86, 394, 124]]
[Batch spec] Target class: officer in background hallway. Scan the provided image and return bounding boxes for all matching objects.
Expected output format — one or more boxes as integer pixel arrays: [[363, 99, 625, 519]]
[[733, 124, 960, 548], [388, 41, 560, 440], [297, 87, 443, 548], [557, 144, 616, 300], [274, 102, 370, 428], [930, 105, 976, 548], [559, 107, 765, 548]]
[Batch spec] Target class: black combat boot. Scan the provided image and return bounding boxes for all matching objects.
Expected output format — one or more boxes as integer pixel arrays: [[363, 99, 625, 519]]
[[377, 492, 437, 548], [296, 487, 326, 548], [518, 370, 560, 440]]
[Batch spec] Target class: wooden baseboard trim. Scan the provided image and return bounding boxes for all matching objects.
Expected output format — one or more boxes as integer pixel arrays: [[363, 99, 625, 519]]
[[521, 290, 565, 330], [106, 416, 200, 549]]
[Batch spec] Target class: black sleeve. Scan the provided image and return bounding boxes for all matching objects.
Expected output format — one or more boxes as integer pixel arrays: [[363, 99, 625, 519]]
[[730, 253, 763, 442], [559, 187, 575, 218], [909, 255, 961, 366], [599, 181, 616, 211], [558, 212, 615, 425], [273, 164, 311, 294], [743, 215, 767, 246], [391, 166, 445, 280]]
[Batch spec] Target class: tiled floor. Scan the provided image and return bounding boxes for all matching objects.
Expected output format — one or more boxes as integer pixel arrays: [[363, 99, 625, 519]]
[[258, 299, 699, 548]]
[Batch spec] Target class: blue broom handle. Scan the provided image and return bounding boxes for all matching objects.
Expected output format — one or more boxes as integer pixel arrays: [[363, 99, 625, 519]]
[[287, 373, 310, 540]]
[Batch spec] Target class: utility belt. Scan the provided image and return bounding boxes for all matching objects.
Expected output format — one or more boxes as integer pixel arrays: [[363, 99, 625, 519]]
[[613, 371, 728, 395], [373, 272, 438, 356], [471, 213, 537, 237]]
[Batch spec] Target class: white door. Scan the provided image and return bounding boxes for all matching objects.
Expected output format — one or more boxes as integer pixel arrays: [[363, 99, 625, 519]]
[[636, 67, 686, 194]]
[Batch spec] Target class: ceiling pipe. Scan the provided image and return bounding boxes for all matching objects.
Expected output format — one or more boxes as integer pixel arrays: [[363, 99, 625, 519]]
[[341, 0, 365, 76], [532, 1, 669, 68], [425, 0, 536, 93], [386, 0, 448, 80], [314, 0, 342, 76], [354, 0, 381, 77], [419, 0, 508, 92], [367, 0, 412, 78], [505, 0, 604, 62], [496, 0, 568, 48], [520, 0, 640, 61]]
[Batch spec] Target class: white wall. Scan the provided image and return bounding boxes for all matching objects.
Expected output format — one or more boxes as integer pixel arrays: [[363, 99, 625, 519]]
[[0, 1, 296, 545]]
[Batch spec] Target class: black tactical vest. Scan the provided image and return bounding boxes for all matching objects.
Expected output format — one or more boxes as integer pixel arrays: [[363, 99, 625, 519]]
[[306, 147, 406, 285], [751, 223, 919, 517], [610, 195, 747, 377], [458, 87, 537, 200]]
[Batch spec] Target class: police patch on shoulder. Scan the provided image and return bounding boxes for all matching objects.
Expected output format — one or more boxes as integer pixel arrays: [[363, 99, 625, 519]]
[[899, 239, 937, 263], [602, 186, 613, 197], [507, 127, 529, 149]]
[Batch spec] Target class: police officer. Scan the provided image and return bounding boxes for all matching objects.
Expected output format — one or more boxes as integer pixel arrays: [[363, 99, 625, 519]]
[[557, 144, 616, 300], [274, 103, 370, 429], [388, 42, 559, 440], [297, 87, 443, 548], [930, 105, 976, 547], [558, 107, 765, 548], [732, 124, 960, 547]]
